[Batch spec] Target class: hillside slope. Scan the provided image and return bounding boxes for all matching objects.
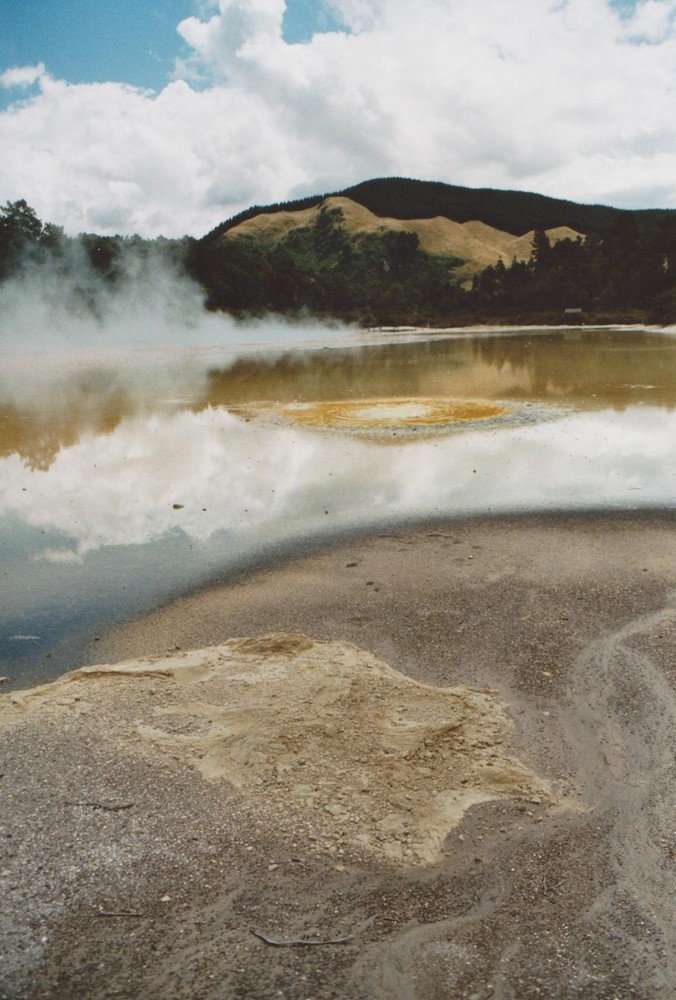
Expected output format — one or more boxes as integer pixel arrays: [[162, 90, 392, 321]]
[[188, 177, 676, 324], [207, 176, 675, 244], [224, 195, 581, 281], [339, 177, 668, 233]]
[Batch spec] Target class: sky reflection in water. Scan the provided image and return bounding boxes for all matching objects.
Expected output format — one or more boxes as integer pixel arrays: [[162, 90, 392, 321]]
[[1, 327, 675, 683]]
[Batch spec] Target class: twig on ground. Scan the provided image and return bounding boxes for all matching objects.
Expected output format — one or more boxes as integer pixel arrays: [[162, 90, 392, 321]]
[[250, 929, 354, 948], [96, 910, 143, 918], [65, 801, 135, 811]]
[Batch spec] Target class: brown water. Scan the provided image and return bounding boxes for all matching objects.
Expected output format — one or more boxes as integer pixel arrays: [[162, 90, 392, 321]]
[[2, 328, 675, 469], [197, 328, 676, 411], [1, 326, 675, 685]]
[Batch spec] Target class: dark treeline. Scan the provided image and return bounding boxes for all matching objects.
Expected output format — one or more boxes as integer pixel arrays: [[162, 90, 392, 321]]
[[208, 176, 676, 241], [0, 199, 67, 280], [187, 205, 465, 325], [196, 177, 676, 325], [0, 199, 191, 289], [469, 221, 676, 325], [188, 202, 676, 326], [3, 178, 676, 328], [340, 177, 676, 238]]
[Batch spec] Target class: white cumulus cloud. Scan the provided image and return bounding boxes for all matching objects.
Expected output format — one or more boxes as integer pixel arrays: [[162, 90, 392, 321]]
[[0, 63, 46, 89], [620, 0, 676, 40], [1, 0, 676, 236]]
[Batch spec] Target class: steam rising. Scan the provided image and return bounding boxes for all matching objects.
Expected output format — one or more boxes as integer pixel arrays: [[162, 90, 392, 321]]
[[0, 244, 352, 356]]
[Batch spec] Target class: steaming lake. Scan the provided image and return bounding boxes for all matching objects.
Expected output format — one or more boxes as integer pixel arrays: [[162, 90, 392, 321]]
[[2, 325, 675, 686]]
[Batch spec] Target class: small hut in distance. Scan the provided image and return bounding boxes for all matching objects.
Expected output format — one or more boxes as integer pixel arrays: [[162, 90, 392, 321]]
[[563, 307, 584, 325]]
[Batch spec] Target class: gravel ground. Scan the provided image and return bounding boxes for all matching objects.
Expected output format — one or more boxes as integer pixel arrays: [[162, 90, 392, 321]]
[[1, 510, 675, 1000]]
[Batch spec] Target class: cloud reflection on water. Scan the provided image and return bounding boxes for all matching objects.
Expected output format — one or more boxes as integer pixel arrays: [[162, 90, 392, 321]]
[[1, 404, 674, 564], [2, 327, 676, 472], [2, 328, 675, 684]]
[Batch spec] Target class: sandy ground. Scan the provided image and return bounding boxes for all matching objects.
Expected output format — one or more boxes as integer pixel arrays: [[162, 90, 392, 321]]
[[1, 511, 675, 1000]]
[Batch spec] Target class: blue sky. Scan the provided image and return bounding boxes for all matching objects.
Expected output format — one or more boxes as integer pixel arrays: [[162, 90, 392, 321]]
[[0, 1, 339, 106], [0, 0, 643, 93], [1, 0, 675, 236], [0, 1, 192, 99]]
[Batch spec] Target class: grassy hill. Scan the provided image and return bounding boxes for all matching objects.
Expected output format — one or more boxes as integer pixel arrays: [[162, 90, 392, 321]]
[[3, 184, 676, 328], [340, 178, 671, 235], [205, 176, 675, 242], [188, 176, 676, 324], [222, 194, 582, 284]]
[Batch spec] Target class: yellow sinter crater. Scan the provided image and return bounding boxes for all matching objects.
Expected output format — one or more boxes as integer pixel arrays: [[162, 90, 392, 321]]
[[268, 396, 507, 433]]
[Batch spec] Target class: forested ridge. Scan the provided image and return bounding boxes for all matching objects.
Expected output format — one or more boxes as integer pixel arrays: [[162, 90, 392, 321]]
[[209, 176, 675, 240], [3, 177, 676, 327]]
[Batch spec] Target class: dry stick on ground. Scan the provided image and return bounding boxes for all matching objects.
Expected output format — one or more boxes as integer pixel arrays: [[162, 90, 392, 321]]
[[250, 929, 355, 948], [64, 801, 135, 811], [96, 911, 144, 918]]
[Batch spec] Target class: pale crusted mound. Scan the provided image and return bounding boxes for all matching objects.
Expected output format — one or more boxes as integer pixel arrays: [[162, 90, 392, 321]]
[[1, 633, 552, 866]]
